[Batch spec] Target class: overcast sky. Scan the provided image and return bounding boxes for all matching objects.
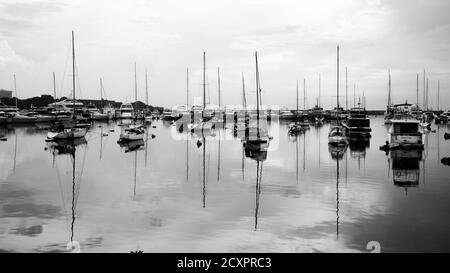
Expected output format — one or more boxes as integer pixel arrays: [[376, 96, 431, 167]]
[[0, 0, 449, 110]]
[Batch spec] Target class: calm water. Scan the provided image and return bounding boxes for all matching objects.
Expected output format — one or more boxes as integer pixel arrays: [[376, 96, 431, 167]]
[[1, 117, 450, 253]]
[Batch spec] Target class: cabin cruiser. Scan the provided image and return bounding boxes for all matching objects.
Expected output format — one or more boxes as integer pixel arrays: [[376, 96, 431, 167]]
[[5, 111, 38, 124], [162, 109, 181, 121], [119, 103, 134, 118], [383, 119, 424, 150], [84, 103, 108, 120], [342, 106, 371, 136], [48, 99, 84, 113], [102, 104, 116, 119], [279, 110, 295, 120]]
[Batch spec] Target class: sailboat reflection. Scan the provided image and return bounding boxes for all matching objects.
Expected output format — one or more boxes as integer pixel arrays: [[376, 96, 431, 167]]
[[47, 138, 87, 253], [118, 139, 145, 153], [328, 140, 343, 239], [390, 149, 422, 190], [328, 143, 347, 160]]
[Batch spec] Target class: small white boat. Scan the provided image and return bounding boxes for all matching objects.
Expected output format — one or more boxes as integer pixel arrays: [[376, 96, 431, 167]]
[[119, 124, 145, 142], [328, 126, 347, 146], [47, 126, 87, 140]]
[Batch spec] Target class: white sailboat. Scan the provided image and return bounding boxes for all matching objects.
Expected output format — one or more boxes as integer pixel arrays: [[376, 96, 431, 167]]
[[328, 45, 347, 146], [119, 62, 144, 143], [47, 31, 87, 141]]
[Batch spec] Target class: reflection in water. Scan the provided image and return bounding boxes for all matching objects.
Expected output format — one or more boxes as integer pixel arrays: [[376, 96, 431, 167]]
[[390, 149, 422, 193], [47, 137, 87, 252], [2, 118, 450, 252]]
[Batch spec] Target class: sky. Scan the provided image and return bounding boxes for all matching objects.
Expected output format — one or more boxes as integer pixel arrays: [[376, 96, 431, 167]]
[[0, 0, 449, 110]]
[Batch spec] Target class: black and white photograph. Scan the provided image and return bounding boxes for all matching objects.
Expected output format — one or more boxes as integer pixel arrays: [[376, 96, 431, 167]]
[[1, 0, 450, 257]]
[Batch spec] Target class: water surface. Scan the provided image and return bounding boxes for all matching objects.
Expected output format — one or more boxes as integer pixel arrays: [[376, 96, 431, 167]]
[[1, 117, 450, 253]]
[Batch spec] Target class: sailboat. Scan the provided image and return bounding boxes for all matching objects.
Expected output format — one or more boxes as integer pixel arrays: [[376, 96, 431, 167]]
[[118, 62, 145, 143], [328, 45, 347, 146], [242, 51, 270, 155], [188, 52, 213, 132], [289, 80, 309, 134], [47, 31, 87, 141]]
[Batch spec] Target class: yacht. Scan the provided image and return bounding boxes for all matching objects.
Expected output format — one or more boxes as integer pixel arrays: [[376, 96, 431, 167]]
[[386, 119, 423, 149], [120, 103, 134, 118], [342, 106, 371, 136]]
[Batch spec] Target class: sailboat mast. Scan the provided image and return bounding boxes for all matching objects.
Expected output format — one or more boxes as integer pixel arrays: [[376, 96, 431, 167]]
[[203, 52, 206, 112], [337, 45, 340, 119], [345, 67, 348, 111], [217, 67, 221, 111], [423, 70, 426, 110], [13, 74, 17, 109], [255, 51, 260, 122], [53, 72, 57, 101], [388, 69, 391, 107], [438, 80, 440, 111], [416, 73, 419, 106], [303, 78, 306, 111], [145, 68, 149, 107], [72, 31, 76, 118], [318, 74, 321, 107], [242, 73, 247, 111], [134, 62, 137, 105], [186, 68, 189, 108], [353, 83, 356, 108], [296, 80, 298, 112], [426, 77, 429, 111], [100, 78, 103, 109]]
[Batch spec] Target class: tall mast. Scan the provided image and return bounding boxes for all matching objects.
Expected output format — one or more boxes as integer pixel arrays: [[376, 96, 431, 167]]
[[426, 77, 429, 111], [53, 72, 57, 101], [353, 83, 356, 108], [255, 51, 260, 137], [14, 74, 17, 109], [337, 45, 340, 118], [242, 72, 247, 111], [345, 67, 348, 111], [318, 74, 321, 107], [296, 80, 299, 112], [217, 67, 221, 111], [203, 52, 206, 112], [186, 68, 189, 107], [423, 70, 426, 109], [438, 80, 440, 111], [416, 73, 419, 106], [388, 69, 391, 107], [100, 78, 103, 109], [303, 78, 306, 111], [145, 68, 149, 106], [72, 30, 76, 118], [134, 62, 137, 104]]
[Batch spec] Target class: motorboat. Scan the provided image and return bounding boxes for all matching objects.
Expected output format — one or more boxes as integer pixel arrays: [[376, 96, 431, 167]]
[[120, 103, 134, 119], [384, 119, 424, 150], [342, 106, 371, 136]]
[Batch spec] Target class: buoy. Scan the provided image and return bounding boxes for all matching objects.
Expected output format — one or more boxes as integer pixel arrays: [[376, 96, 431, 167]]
[[152, 126, 156, 128], [102, 133, 109, 136], [196, 140, 202, 148], [151, 134, 156, 139], [110, 129, 115, 132]]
